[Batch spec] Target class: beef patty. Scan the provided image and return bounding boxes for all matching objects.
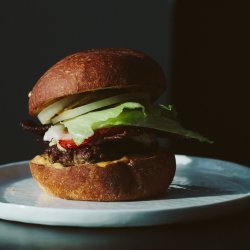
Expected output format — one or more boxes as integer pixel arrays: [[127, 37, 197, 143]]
[[45, 138, 158, 166], [21, 121, 159, 165]]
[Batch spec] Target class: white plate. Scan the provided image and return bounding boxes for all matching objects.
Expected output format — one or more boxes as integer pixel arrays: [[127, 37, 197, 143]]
[[0, 155, 250, 227]]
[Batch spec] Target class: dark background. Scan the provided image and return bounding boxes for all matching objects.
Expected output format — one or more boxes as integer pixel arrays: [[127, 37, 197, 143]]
[[0, 0, 249, 166]]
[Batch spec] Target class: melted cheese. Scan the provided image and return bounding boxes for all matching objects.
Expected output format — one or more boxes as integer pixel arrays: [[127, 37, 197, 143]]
[[96, 156, 129, 168], [31, 155, 64, 169], [31, 155, 128, 169]]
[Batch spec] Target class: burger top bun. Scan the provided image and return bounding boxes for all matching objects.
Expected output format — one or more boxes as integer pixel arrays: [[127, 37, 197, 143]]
[[29, 48, 166, 116]]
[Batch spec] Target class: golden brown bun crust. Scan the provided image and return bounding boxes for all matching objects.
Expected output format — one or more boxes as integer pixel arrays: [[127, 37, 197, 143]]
[[29, 150, 176, 201], [29, 48, 166, 116]]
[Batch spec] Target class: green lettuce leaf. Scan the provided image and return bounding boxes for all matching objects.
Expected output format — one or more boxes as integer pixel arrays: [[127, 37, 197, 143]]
[[62, 102, 145, 145], [141, 104, 212, 143], [62, 102, 212, 145]]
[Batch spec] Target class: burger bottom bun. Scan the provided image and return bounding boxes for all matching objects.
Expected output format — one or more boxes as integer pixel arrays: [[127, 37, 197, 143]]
[[29, 149, 176, 201]]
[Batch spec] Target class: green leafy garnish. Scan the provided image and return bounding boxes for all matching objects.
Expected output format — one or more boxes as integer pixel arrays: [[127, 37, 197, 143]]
[[62, 102, 212, 145]]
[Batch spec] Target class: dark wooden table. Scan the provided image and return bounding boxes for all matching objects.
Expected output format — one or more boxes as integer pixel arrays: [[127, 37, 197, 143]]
[[0, 209, 250, 250]]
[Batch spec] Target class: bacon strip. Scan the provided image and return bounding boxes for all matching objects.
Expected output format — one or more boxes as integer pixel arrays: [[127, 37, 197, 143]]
[[20, 120, 50, 136]]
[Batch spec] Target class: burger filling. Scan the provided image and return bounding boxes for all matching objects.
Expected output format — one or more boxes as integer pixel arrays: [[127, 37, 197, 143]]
[[44, 130, 158, 165], [22, 91, 211, 166]]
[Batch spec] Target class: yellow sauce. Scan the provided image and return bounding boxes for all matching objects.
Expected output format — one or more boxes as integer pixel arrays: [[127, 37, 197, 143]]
[[31, 155, 128, 168], [31, 155, 64, 169], [96, 156, 128, 168]]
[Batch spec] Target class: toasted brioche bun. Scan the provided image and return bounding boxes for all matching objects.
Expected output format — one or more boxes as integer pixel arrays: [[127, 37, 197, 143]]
[[29, 48, 166, 116], [29, 149, 176, 201]]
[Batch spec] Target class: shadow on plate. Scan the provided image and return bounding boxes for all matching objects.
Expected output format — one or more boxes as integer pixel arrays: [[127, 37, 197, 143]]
[[149, 184, 236, 201]]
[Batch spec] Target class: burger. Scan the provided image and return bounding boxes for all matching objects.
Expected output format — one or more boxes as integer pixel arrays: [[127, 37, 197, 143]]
[[21, 48, 210, 201]]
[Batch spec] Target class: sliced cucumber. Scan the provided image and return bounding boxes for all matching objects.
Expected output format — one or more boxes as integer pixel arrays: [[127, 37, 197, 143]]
[[37, 95, 79, 124], [52, 93, 148, 124]]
